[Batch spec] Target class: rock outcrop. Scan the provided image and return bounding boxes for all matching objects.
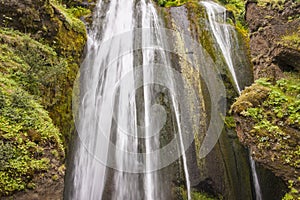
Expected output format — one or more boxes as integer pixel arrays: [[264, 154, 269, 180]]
[[246, 0, 300, 80], [232, 0, 300, 198]]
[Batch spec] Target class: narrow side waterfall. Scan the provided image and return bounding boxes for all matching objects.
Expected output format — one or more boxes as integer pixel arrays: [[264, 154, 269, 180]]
[[66, 0, 193, 199], [201, 1, 262, 199], [201, 1, 241, 93], [250, 156, 263, 200]]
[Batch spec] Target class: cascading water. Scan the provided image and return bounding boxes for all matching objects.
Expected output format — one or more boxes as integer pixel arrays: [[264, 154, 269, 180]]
[[201, 1, 241, 93], [250, 156, 263, 200], [201, 1, 262, 199], [66, 0, 193, 199]]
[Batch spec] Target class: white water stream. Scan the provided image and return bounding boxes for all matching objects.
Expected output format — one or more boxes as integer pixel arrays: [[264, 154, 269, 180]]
[[70, 0, 191, 199], [201, 1, 262, 199]]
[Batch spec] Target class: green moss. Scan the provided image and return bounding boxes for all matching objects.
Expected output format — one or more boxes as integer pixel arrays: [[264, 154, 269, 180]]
[[0, 12, 86, 192], [0, 76, 63, 195], [155, 0, 188, 7], [224, 116, 237, 128], [176, 186, 217, 200], [0, 0, 88, 196], [0, 28, 74, 144], [0, 0, 88, 146], [257, 0, 286, 11], [185, 1, 218, 62], [282, 178, 300, 200], [280, 31, 300, 51], [232, 75, 300, 177], [49, 1, 87, 57], [64, 6, 91, 18]]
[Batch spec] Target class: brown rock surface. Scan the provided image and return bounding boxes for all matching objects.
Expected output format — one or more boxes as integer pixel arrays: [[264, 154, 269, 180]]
[[246, 0, 300, 80]]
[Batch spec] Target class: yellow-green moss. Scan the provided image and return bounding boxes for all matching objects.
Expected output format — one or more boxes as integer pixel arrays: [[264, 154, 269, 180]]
[[232, 75, 300, 199], [50, 2, 87, 57], [257, 0, 286, 11], [155, 0, 189, 7], [0, 28, 73, 143], [280, 31, 300, 51], [0, 76, 63, 195], [283, 178, 300, 200], [0, 15, 86, 193], [233, 77, 300, 164], [176, 186, 217, 200]]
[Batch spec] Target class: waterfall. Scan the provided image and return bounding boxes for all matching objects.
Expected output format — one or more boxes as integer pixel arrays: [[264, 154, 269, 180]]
[[201, 1, 262, 199], [201, 1, 241, 93], [250, 156, 263, 200], [66, 0, 192, 199]]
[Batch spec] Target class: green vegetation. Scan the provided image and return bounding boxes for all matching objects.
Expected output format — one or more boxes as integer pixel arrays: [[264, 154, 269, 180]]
[[224, 116, 237, 128], [0, 28, 73, 146], [0, 0, 88, 196], [257, 0, 286, 11], [280, 31, 300, 51], [218, 0, 249, 39], [176, 186, 217, 200], [0, 28, 66, 195], [0, 76, 63, 195], [155, 0, 189, 7], [238, 77, 300, 167], [50, 2, 87, 34], [65, 6, 91, 18], [231, 75, 300, 199], [283, 178, 300, 200]]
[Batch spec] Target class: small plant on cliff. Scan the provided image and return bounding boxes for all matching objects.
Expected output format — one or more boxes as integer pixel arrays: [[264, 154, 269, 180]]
[[282, 178, 300, 200], [280, 31, 300, 51]]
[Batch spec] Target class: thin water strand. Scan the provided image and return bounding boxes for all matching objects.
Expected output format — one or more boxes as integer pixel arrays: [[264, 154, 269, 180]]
[[201, 1, 241, 92], [201, 2, 262, 199]]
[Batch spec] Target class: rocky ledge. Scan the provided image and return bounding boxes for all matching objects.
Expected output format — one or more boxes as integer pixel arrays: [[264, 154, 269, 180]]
[[232, 0, 300, 198]]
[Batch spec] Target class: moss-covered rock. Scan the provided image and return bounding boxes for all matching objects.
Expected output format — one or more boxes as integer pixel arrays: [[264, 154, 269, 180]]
[[0, 0, 88, 198], [231, 76, 300, 199], [0, 0, 88, 147], [154, 0, 189, 7], [0, 0, 87, 56], [0, 76, 64, 196]]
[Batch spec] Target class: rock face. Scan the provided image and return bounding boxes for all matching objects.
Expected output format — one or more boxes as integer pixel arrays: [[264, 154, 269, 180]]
[[232, 0, 300, 198], [0, 0, 87, 57], [231, 81, 300, 189], [0, 0, 87, 199], [246, 0, 300, 80], [161, 2, 255, 199]]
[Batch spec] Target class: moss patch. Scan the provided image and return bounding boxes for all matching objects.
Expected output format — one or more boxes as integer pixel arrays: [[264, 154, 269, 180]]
[[0, 28, 74, 146], [175, 186, 217, 200], [0, 76, 64, 196], [280, 31, 300, 51], [0, 0, 87, 194], [155, 0, 189, 7], [257, 0, 286, 11], [231, 75, 300, 199]]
